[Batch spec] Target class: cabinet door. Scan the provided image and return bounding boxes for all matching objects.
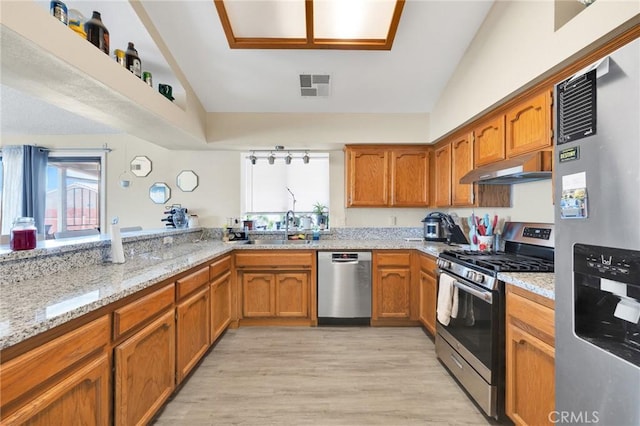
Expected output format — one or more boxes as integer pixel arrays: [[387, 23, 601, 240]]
[[390, 149, 429, 206], [506, 90, 552, 158], [242, 273, 275, 317], [115, 310, 175, 426], [451, 133, 475, 206], [419, 269, 437, 336], [433, 143, 452, 207], [346, 148, 389, 206], [474, 115, 505, 166], [1, 354, 110, 425], [211, 271, 232, 342], [375, 267, 411, 319], [506, 324, 555, 426], [275, 272, 309, 317], [176, 286, 210, 383]]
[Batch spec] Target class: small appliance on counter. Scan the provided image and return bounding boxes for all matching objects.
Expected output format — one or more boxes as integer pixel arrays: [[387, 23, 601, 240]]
[[161, 205, 188, 228], [421, 212, 468, 244]]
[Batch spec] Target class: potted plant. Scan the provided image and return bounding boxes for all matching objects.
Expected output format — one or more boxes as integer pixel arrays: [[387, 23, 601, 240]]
[[313, 202, 329, 230]]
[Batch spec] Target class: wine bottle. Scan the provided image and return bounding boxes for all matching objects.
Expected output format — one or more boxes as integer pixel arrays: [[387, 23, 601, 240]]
[[84, 11, 109, 54], [125, 42, 142, 78]]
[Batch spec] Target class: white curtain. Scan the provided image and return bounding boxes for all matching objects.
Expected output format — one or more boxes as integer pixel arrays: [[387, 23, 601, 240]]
[[1, 146, 24, 235]]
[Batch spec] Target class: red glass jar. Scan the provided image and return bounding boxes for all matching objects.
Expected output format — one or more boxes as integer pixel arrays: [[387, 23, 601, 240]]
[[10, 217, 37, 251]]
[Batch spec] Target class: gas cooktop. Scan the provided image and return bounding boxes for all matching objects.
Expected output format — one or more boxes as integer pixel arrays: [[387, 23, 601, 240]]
[[439, 249, 554, 273]]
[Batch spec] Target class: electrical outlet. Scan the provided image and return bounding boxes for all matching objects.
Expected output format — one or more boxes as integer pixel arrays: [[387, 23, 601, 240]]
[[163, 236, 173, 245]]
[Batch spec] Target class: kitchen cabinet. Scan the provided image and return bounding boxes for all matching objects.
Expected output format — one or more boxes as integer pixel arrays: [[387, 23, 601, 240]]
[[417, 253, 438, 336], [210, 255, 233, 343], [451, 132, 475, 206], [235, 251, 315, 326], [432, 132, 511, 208], [372, 251, 418, 326], [474, 115, 506, 167], [345, 145, 430, 207], [0, 316, 111, 425], [474, 89, 553, 167], [176, 267, 211, 383], [114, 285, 176, 426], [506, 90, 553, 157], [433, 143, 452, 207], [505, 284, 555, 426]]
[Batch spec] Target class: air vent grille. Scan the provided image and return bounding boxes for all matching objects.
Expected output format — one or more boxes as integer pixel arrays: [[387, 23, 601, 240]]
[[300, 74, 330, 97], [556, 69, 597, 144]]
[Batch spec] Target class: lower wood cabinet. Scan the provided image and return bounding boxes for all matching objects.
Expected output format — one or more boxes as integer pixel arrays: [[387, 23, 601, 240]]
[[241, 272, 309, 318], [418, 253, 437, 336], [235, 251, 315, 325], [115, 309, 176, 426], [211, 271, 232, 343], [176, 286, 210, 383], [505, 285, 555, 426], [0, 316, 111, 425], [372, 251, 418, 325]]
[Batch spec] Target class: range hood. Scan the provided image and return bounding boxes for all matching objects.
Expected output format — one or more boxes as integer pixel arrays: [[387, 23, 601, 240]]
[[460, 152, 552, 185]]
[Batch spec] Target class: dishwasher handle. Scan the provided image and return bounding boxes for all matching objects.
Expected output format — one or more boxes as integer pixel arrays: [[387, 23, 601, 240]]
[[331, 253, 362, 263]]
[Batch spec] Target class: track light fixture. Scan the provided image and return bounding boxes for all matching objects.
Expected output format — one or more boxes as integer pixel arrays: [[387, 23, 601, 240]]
[[246, 146, 312, 165]]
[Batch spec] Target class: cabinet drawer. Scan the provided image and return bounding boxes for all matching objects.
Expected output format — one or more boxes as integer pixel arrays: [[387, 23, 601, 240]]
[[0, 315, 110, 411], [113, 283, 175, 340], [506, 285, 555, 347], [375, 252, 411, 266], [419, 254, 437, 276], [235, 251, 313, 268], [176, 266, 209, 300], [210, 255, 231, 280]]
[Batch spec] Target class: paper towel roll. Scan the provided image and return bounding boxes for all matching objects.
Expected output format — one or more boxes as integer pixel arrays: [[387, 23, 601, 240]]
[[110, 223, 125, 264]]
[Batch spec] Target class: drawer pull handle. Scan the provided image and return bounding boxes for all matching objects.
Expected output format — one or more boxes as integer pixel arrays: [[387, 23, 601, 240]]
[[450, 353, 464, 370]]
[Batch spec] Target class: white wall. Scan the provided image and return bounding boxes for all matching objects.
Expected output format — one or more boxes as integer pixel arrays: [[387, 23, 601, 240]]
[[430, 0, 640, 140]]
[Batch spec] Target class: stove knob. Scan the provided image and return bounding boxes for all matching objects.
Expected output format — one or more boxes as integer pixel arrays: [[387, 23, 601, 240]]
[[466, 271, 474, 280], [475, 274, 485, 284]]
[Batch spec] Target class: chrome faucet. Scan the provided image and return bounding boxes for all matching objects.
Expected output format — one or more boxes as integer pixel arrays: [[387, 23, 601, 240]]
[[284, 210, 295, 241]]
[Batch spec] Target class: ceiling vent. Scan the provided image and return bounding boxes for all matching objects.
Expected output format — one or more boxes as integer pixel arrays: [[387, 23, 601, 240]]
[[300, 74, 331, 97]]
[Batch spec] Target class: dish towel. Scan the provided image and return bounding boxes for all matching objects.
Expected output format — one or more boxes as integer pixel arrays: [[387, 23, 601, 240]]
[[437, 274, 459, 326]]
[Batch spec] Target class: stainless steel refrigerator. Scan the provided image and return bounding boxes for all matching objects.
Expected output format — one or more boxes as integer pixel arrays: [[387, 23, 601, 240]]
[[554, 37, 640, 425]]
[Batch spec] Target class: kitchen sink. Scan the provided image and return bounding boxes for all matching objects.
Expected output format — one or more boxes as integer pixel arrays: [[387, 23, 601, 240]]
[[247, 239, 312, 245]]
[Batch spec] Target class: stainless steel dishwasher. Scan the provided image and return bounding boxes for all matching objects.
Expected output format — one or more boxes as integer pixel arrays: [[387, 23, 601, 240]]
[[317, 251, 372, 325]]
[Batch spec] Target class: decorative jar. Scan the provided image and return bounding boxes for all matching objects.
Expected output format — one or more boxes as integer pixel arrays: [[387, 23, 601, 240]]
[[10, 217, 37, 251]]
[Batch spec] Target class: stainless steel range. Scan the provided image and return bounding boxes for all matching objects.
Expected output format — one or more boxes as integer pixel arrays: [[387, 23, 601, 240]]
[[435, 221, 554, 420]]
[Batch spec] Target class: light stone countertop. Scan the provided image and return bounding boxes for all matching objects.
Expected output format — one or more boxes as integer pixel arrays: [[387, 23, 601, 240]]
[[0, 239, 554, 351], [498, 272, 555, 300]]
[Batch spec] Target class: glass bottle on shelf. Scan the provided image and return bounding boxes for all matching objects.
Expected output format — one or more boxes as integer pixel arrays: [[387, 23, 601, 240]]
[[50, 0, 68, 25], [84, 11, 109, 55], [10, 217, 37, 251], [125, 42, 142, 78]]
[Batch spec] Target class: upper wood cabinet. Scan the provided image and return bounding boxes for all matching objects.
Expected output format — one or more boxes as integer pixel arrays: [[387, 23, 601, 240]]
[[345, 145, 430, 207], [433, 143, 452, 207], [506, 90, 553, 157], [431, 132, 510, 208], [474, 115, 506, 167], [451, 133, 475, 206], [474, 89, 553, 168]]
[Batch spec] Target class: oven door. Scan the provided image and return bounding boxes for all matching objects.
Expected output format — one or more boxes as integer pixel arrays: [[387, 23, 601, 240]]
[[436, 271, 498, 384]]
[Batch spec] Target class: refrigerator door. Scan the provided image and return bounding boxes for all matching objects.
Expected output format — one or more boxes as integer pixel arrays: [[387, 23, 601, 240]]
[[554, 38, 640, 425]]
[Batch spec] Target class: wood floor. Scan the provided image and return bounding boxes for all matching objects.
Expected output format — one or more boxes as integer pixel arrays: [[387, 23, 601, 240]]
[[152, 327, 492, 426]]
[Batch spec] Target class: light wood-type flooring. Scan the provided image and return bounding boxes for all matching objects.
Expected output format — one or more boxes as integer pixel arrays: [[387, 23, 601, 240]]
[[153, 327, 494, 426]]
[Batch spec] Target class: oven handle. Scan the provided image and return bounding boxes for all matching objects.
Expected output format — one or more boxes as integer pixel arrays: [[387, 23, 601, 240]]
[[452, 280, 493, 304]]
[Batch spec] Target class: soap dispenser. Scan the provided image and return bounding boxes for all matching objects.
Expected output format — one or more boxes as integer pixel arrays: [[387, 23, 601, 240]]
[[110, 217, 125, 263]]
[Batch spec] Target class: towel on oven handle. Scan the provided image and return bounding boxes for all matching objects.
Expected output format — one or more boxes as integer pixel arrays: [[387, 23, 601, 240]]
[[437, 274, 459, 326]]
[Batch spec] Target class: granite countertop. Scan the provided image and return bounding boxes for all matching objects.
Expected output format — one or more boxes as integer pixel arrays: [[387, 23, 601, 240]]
[[498, 272, 555, 300], [0, 238, 554, 351]]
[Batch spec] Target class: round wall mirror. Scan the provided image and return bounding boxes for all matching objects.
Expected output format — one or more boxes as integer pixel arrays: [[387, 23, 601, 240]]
[[177, 170, 199, 192], [131, 156, 152, 177], [149, 182, 171, 204]]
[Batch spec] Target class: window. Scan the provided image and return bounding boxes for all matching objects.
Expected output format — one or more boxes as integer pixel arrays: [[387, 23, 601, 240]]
[[241, 153, 330, 230], [45, 153, 106, 238]]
